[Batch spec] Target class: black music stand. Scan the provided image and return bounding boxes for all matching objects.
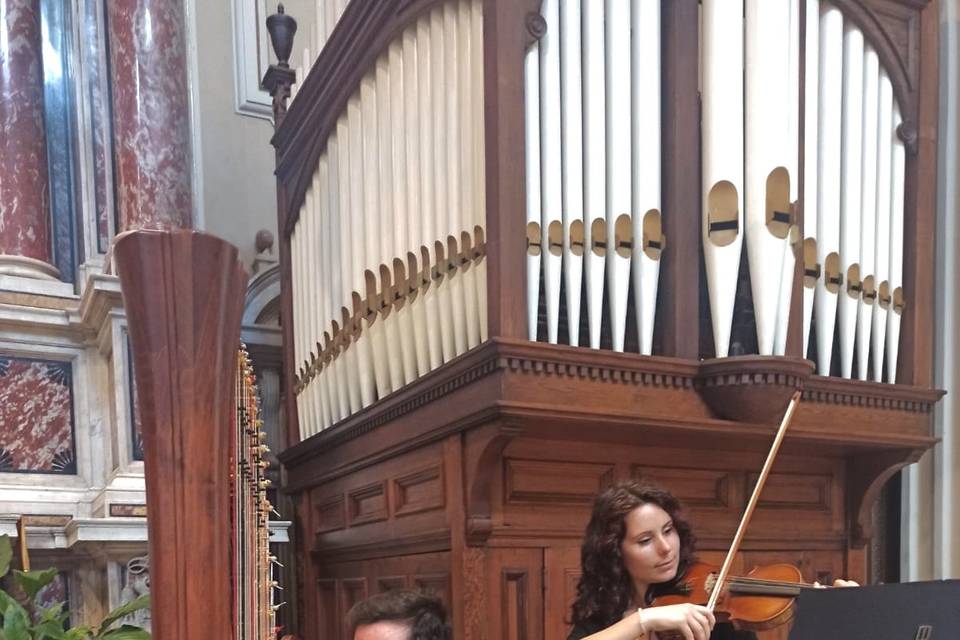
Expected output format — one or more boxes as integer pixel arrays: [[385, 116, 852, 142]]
[[789, 580, 960, 639]]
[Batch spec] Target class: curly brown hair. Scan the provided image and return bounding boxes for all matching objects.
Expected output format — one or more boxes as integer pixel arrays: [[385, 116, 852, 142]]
[[570, 481, 696, 629]]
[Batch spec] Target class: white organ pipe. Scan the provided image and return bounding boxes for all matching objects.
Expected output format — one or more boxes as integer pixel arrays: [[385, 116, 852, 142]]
[[887, 105, 906, 383], [815, 5, 843, 375], [376, 58, 406, 392], [348, 97, 375, 408], [561, 0, 584, 347], [403, 29, 432, 376], [857, 47, 880, 380], [458, 5, 481, 351], [389, 41, 419, 386], [416, 16, 444, 371], [605, 0, 631, 353], [583, 0, 606, 349], [444, 3, 469, 358], [803, 0, 823, 357], [631, 0, 661, 356], [290, 225, 304, 430], [361, 77, 391, 399], [838, 23, 864, 378], [472, 0, 488, 343], [774, 0, 800, 356], [430, 8, 457, 364], [540, 0, 563, 345], [302, 176, 316, 432], [525, 43, 542, 342], [802, 0, 820, 358], [872, 72, 893, 382], [327, 133, 348, 422], [315, 164, 332, 430], [702, 0, 744, 358], [337, 118, 361, 414], [745, 0, 791, 356]]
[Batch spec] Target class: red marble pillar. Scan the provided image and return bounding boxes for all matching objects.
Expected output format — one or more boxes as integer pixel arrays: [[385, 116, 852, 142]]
[[106, 0, 193, 231], [0, 0, 58, 279]]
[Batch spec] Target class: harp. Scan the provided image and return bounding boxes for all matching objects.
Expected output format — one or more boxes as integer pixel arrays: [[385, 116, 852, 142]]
[[115, 229, 278, 639]]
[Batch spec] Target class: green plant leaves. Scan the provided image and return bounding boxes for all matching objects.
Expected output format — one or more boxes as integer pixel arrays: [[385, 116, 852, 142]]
[[95, 596, 149, 637], [98, 627, 149, 640], [0, 553, 150, 640], [2, 603, 30, 640], [0, 535, 12, 579], [12, 569, 58, 601]]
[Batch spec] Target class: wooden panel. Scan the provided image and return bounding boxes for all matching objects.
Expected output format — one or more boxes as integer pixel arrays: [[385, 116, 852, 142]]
[[317, 579, 339, 640], [505, 459, 614, 505], [750, 466, 845, 537], [634, 465, 737, 509], [502, 569, 530, 640], [340, 577, 368, 639], [393, 464, 446, 518], [314, 493, 346, 533], [347, 481, 388, 526], [486, 548, 543, 640], [376, 576, 408, 592], [751, 472, 833, 511], [544, 547, 581, 640], [413, 572, 451, 606]]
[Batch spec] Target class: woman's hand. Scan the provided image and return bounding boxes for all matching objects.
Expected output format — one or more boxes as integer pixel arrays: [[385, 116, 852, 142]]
[[832, 578, 859, 587], [640, 603, 716, 640], [812, 578, 860, 588]]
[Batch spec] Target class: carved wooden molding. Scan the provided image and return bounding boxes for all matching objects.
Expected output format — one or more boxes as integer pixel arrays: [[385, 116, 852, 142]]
[[281, 340, 943, 492], [833, 0, 930, 141], [501, 355, 696, 388], [803, 375, 943, 413], [313, 529, 451, 565], [465, 422, 523, 546], [847, 447, 926, 547]]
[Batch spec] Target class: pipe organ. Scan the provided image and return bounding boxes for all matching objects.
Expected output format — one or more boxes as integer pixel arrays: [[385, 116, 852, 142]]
[[268, 0, 943, 638]]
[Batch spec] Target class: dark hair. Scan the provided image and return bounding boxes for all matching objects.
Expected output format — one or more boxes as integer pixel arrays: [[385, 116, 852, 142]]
[[570, 481, 696, 629], [347, 589, 451, 640]]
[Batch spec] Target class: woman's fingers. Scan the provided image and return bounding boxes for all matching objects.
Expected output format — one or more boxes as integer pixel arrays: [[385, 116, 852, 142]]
[[690, 609, 711, 640], [833, 578, 859, 587]]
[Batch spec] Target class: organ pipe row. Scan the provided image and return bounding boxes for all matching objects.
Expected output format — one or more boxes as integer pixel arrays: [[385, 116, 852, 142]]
[[527, 0, 664, 353], [289, 0, 486, 439], [524, 0, 906, 383]]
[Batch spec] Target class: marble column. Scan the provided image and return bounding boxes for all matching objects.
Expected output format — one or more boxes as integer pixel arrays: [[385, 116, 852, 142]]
[[106, 0, 193, 231], [0, 0, 58, 279]]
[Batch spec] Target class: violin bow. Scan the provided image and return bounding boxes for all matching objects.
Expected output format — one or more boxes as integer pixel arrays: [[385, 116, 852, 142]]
[[705, 390, 803, 613]]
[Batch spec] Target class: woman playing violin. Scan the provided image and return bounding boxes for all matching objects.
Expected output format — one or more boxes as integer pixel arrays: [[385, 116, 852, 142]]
[[567, 481, 855, 640]]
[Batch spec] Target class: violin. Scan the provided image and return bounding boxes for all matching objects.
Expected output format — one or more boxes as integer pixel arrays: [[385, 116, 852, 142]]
[[658, 391, 809, 634], [653, 561, 819, 631]]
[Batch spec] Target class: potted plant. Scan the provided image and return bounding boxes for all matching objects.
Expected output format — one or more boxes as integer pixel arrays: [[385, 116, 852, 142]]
[[0, 534, 150, 639]]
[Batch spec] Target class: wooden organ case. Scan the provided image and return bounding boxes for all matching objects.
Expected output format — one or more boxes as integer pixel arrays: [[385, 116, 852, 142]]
[[269, 1, 945, 638]]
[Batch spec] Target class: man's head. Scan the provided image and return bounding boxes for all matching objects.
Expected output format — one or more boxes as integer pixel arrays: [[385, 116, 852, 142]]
[[348, 590, 451, 640]]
